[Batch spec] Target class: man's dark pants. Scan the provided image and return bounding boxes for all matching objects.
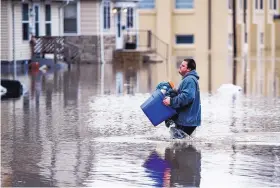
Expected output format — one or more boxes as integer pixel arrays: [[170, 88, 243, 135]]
[[165, 114, 197, 136]]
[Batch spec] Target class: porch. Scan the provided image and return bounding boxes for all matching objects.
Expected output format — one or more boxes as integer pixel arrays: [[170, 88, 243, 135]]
[[30, 30, 168, 65], [31, 35, 99, 65]]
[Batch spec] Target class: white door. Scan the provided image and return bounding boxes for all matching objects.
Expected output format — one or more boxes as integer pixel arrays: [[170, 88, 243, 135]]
[[115, 10, 123, 49]]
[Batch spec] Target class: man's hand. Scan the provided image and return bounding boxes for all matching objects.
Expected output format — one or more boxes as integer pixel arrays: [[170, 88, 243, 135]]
[[163, 97, 171, 106]]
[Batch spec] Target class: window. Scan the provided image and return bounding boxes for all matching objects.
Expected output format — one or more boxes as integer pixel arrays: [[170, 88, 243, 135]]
[[228, 0, 233, 10], [103, 1, 110, 29], [274, 0, 277, 10], [175, 0, 194, 9], [255, 0, 264, 10], [139, 0, 155, 9], [34, 5, 40, 37], [240, 0, 247, 10], [239, 0, 243, 9], [64, 2, 77, 34], [270, 0, 278, 10], [22, 3, 29, 40], [126, 7, 133, 28], [260, 32, 264, 44], [176, 35, 194, 44], [228, 33, 233, 46], [45, 4, 51, 36]]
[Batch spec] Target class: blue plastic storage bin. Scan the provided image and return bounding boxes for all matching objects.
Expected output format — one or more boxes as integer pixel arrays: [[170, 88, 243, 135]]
[[141, 89, 177, 126]]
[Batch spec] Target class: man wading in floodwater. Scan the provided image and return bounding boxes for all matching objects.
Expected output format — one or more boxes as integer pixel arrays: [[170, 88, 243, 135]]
[[163, 59, 201, 139]]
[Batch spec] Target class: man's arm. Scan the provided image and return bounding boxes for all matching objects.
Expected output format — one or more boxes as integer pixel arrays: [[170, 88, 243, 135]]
[[169, 79, 195, 109]]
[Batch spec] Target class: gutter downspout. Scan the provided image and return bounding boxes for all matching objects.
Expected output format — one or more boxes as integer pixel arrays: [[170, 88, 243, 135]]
[[232, 0, 237, 85], [208, 0, 212, 93], [58, 0, 70, 36], [243, 0, 247, 94], [100, 0, 105, 95], [12, 1, 16, 79], [100, 0, 105, 64], [273, 15, 280, 97]]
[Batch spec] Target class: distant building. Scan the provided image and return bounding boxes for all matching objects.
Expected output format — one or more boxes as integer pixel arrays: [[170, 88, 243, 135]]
[[138, 0, 280, 58], [137, 0, 280, 91]]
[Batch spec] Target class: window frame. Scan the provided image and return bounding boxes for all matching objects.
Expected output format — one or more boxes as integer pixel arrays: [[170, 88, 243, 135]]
[[175, 0, 194, 9], [45, 4, 51, 36], [22, 3, 30, 41], [255, 0, 264, 10], [33, 4, 40, 37], [63, 1, 80, 35], [103, 1, 111, 30], [138, 0, 155, 9], [126, 7, 134, 28], [269, 0, 278, 10], [175, 34, 195, 45], [228, 0, 233, 10]]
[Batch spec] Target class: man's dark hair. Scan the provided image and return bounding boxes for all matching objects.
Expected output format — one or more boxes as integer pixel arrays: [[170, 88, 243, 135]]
[[184, 58, 196, 70]]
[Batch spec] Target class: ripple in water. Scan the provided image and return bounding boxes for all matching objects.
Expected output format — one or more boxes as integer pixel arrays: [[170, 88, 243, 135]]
[[1, 65, 280, 187]]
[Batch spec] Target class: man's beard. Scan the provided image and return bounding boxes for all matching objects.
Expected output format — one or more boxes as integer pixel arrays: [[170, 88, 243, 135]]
[[179, 70, 183, 76]]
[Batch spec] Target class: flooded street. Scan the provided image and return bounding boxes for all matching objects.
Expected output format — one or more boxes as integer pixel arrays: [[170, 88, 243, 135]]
[[1, 60, 280, 187]]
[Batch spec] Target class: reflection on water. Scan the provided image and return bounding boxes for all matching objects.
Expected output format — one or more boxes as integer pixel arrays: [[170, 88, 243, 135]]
[[1, 54, 280, 187], [143, 144, 201, 187]]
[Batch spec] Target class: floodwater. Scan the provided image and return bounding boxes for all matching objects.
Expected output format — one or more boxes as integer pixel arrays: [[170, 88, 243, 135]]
[[1, 57, 280, 187]]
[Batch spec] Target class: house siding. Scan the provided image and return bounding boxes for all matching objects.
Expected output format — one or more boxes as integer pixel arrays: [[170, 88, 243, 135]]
[[52, 3, 61, 36], [80, 0, 100, 35], [1, 0, 11, 61], [63, 0, 101, 64], [1, 0, 140, 64], [36, 2, 61, 36], [1, 1, 62, 63], [14, 2, 31, 61]]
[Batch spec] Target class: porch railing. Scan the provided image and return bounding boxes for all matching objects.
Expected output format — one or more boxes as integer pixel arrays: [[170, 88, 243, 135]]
[[124, 29, 169, 62], [63, 41, 81, 65], [32, 31, 169, 64], [31, 36, 80, 64]]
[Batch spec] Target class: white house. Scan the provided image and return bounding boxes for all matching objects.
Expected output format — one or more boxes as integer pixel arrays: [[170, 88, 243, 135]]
[[0, 0, 141, 64]]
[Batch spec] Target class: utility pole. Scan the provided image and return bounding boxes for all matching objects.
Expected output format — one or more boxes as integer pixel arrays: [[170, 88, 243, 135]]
[[232, 0, 237, 85]]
